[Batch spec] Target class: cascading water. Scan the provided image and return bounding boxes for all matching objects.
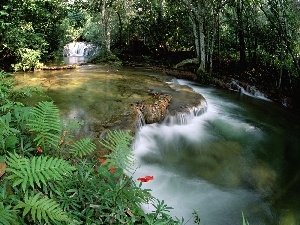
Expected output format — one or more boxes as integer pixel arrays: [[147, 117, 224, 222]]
[[62, 42, 100, 64], [227, 79, 271, 101], [131, 79, 300, 225]]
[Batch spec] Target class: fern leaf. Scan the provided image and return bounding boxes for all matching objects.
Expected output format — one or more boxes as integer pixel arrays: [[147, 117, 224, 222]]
[[15, 193, 70, 224], [0, 202, 19, 225], [100, 130, 135, 172], [26, 101, 61, 148], [6, 153, 76, 192], [70, 138, 96, 158]]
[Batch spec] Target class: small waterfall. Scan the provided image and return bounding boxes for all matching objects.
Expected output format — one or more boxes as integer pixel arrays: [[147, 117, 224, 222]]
[[136, 110, 146, 129], [132, 81, 276, 225], [63, 42, 100, 57], [163, 104, 207, 125], [163, 78, 207, 125], [227, 79, 272, 101]]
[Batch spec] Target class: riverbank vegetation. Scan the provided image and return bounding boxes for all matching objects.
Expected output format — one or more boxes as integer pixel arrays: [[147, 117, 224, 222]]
[[0, 71, 188, 224], [1, 0, 300, 108], [0, 0, 272, 222]]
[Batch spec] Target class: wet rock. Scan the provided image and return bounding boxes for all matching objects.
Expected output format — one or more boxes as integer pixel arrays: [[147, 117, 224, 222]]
[[14, 64, 206, 140], [134, 93, 172, 124]]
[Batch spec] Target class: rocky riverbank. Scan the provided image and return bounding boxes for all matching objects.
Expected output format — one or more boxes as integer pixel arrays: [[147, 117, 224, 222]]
[[13, 64, 206, 156]]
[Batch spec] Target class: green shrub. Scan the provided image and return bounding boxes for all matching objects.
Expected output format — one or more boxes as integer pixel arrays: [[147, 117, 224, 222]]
[[12, 48, 44, 72], [0, 74, 183, 224]]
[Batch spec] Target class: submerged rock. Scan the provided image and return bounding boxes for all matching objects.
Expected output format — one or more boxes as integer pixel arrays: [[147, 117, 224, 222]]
[[14, 64, 206, 140]]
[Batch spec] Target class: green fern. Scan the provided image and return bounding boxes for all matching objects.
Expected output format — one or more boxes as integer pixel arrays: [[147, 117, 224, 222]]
[[15, 192, 70, 224], [26, 101, 61, 148], [0, 114, 20, 152], [100, 130, 135, 172], [0, 202, 19, 225], [6, 153, 76, 192], [69, 138, 96, 158]]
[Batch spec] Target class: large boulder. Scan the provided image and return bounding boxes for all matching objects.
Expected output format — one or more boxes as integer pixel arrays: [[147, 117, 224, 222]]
[[135, 93, 172, 124]]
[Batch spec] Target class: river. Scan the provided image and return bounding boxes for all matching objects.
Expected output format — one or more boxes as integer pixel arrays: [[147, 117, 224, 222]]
[[132, 79, 300, 225], [14, 65, 300, 224]]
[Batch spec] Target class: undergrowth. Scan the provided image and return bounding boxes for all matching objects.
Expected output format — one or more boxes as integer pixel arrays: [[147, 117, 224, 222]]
[[0, 70, 184, 224], [0, 70, 250, 224]]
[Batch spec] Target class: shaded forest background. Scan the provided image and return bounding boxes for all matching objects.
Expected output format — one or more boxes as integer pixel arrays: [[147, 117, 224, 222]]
[[1, 0, 300, 108]]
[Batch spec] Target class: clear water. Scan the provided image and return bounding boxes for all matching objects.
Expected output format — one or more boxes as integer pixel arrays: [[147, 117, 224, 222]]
[[14, 65, 300, 225], [132, 79, 300, 225]]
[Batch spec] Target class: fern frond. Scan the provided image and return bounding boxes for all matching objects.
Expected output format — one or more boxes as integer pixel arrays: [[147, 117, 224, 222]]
[[6, 153, 76, 192], [69, 138, 96, 158], [26, 101, 61, 148], [100, 130, 135, 172], [0, 202, 19, 225], [15, 192, 70, 224], [0, 115, 20, 153]]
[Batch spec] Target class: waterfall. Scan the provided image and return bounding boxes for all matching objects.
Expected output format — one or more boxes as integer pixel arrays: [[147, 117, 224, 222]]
[[63, 42, 100, 57], [136, 110, 146, 129], [131, 79, 276, 225], [227, 79, 272, 101], [163, 104, 207, 125]]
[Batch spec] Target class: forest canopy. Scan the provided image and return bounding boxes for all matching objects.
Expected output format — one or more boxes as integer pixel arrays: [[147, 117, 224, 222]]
[[1, 0, 300, 105]]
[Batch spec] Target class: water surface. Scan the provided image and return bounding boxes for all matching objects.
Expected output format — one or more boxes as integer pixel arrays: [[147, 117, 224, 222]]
[[14, 66, 300, 224], [132, 79, 300, 225]]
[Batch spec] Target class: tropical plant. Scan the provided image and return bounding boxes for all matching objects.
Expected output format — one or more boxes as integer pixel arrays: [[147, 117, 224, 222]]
[[69, 138, 96, 158], [26, 101, 61, 150], [0, 73, 185, 224], [15, 192, 71, 224], [12, 48, 44, 72], [6, 153, 76, 192], [0, 202, 19, 225], [100, 129, 135, 172]]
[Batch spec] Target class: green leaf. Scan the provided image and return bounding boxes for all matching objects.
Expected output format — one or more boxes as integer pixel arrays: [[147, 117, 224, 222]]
[[70, 138, 96, 158], [101, 130, 135, 172], [15, 193, 70, 224], [26, 101, 61, 148], [0, 202, 19, 225], [6, 153, 76, 192]]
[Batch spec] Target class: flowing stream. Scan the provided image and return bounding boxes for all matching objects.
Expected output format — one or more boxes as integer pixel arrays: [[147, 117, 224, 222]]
[[132, 79, 300, 225], [14, 65, 300, 225]]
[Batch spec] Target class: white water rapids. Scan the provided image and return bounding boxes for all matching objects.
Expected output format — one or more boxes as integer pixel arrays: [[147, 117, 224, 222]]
[[130, 79, 279, 225]]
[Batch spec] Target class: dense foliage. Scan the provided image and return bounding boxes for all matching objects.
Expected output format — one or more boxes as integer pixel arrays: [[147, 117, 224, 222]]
[[0, 71, 187, 224], [0, 66, 253, 225], [0, 68, 255, 224], [1, 0, 299, 105]]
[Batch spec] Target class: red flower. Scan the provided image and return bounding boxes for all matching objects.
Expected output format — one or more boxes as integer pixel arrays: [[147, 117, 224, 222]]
[[145, 175, 154, 181], [138, 177, 149, 182], [109, 167, 116, 172], [98, 158, 106, 163], [36, 146, 43, 153], [138, 175, 154, 183]]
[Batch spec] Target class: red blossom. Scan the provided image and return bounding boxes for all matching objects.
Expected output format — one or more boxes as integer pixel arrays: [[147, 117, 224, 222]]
[[145, 175, 154, 181], [109, 167, 116, 172], [98, 158, 106, 163], [36, 146, 43, 153], [138, 175, 154, 183], [138, 177, 149, 182]]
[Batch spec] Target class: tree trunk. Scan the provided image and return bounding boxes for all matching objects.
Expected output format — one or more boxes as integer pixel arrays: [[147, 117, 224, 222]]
[[116, 11, 123, 48], [236, 0, 246, 67], [198, 16, 206, 72], [101, 0, 111, 51], [183, 0, 206, 73], [190, 15, 200, 59]]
